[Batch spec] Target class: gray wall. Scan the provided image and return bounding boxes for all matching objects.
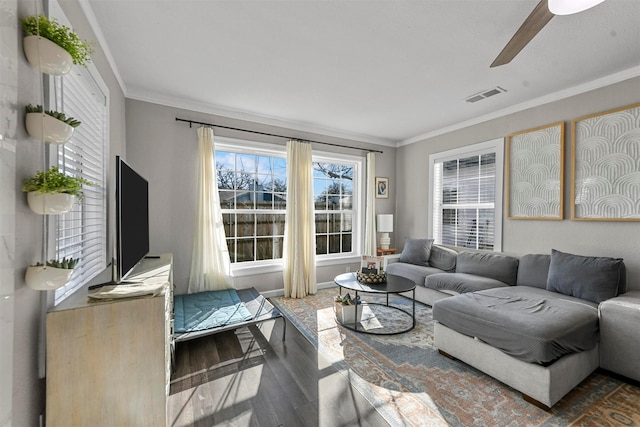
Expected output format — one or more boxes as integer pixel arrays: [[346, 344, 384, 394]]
[[395, 76, 640, 291], [1, 1, 18, 425], [8, 0, 126, 424], [125, 99, 396, 295]]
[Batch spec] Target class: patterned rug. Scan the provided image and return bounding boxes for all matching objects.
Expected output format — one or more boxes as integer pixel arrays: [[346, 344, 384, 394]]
[[270, 288, 640, 427]]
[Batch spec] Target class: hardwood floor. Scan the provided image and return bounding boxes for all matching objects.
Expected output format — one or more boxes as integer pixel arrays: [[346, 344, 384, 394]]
[[168, 317, 389, 427]]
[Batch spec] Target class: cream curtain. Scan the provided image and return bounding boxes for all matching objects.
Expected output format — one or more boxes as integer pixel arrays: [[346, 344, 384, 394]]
[[188, 127, 234, 293], [363, 152, 377, 256], [283, 140, 317, 298]]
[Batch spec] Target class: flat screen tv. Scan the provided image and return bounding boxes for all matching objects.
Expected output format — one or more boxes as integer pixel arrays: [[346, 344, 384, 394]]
[[115, 155, 149, 282]]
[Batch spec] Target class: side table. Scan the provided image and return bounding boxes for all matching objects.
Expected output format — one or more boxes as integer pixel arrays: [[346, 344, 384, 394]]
[[377, 248, 397, 256], [599, 291, 640, 382]]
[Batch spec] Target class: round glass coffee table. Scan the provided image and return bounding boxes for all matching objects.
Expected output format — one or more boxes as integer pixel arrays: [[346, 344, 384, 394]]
[[334, 272, 416, 335]]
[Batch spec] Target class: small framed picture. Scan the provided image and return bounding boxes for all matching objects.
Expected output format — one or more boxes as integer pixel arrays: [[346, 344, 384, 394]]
[[360, 256, 384, 274], [375, 176, 389, 199]]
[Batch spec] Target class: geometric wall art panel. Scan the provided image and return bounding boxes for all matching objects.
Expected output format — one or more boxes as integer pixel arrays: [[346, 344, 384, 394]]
[[506, 122, 564, 220], [572, 103, 640, 221]]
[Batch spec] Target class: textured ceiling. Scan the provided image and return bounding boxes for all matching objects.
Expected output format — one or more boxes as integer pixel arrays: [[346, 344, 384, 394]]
[[84, 0, 640, 145]]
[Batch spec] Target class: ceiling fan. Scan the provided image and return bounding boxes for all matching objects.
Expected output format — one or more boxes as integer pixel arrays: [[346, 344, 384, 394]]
[[490, 0, 606, 67]]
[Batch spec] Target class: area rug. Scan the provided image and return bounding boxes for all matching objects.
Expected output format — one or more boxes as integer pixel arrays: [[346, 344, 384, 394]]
[[271, 288, 640, 427]]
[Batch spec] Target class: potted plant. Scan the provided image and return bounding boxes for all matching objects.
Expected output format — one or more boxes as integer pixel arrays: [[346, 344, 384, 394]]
[[25, 257, 79, 290], [22, 166, 95, 215], [21, 14, 94, 75], [334, 293, 362, 324], [25, 104, 81, 144]]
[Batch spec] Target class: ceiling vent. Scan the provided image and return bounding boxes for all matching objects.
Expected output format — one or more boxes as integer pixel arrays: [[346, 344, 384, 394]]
[[465, 86, 507, 103]]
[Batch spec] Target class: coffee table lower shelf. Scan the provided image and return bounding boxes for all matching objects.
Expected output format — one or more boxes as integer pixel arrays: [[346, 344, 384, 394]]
[[334, 293, 416, 335]]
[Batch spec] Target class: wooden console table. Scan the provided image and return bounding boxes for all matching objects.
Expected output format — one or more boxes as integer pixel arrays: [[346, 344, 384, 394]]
[[46, 254, 173, 427]]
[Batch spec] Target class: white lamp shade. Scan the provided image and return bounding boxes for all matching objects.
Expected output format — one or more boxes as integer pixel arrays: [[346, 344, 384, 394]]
[[377, 214, 393, 233], [548, 0, 606, 15]]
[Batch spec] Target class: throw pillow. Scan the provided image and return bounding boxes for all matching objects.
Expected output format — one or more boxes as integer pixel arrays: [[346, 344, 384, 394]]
[[516, 254, 551, 289], [546, 249, 623, 303], [399, 238, 433, 267], [428, 245, 458, 272], [455, 251, 519, 286]]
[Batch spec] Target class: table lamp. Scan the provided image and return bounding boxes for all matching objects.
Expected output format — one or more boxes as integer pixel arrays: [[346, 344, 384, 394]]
[[377, 214, 393, 250]]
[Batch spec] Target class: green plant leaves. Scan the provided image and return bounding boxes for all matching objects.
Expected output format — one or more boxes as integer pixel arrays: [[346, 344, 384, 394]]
[[25, 104, 82, 128], [46, 257, 79, 269], [21, 15, 94, 67], [22, 166, 96, 197]]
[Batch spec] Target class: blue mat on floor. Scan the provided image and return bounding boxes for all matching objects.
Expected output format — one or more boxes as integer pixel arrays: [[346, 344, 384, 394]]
[[174, 289, 253, 333]]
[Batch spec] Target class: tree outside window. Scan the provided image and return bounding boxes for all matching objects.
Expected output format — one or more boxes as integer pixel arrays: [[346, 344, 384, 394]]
[[216, 150, 357, 263]]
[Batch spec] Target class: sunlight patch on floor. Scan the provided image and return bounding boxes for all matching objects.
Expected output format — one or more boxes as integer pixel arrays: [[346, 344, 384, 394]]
[[198, 365, 265, 413], [316, 307, 345, 369], [255, 318, 275, 341], [352, 376, 450, 426]]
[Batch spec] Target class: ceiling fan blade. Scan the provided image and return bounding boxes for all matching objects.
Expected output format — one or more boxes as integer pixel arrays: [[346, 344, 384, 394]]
[[491, 0, 555, 67]]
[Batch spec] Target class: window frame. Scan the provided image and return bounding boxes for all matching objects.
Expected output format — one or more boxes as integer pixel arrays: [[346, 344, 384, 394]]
[[48, 1, 110, 304], [215, 137, 364, 276], [216, 141, 288, 265], [312, 152, 359, 258], [428, 138, 504, 252]]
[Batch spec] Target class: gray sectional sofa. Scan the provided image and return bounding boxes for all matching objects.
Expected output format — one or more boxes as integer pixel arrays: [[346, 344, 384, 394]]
[[385, 239, 631, 409]]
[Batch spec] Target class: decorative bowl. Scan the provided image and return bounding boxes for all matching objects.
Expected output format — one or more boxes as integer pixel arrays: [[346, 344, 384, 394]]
[[25, 265, 73, 290], [356, 270, 386, 284], [27, 192, 75, 215], [23, 35, 73, 75], [26, 112, 74, 144]]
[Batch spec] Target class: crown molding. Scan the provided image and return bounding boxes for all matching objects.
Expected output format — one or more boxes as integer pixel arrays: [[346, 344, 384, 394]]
[[78, 0, 127, 95], [398, 66, 640, 147], [126, 87, 397, 147], [65, 6, 640, 152]]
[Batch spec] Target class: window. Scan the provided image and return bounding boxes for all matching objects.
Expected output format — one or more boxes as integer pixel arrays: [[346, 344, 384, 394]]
[[429, 139, 504, 251], [215, 140, 361, 264], [216, 149, 287, 263], [313, 160, 353, 255], [49, 8, 109, 304]]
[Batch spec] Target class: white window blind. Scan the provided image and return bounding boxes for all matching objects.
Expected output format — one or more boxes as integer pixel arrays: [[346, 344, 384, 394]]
[[52, 66, 108, 304], [430, 139, 504, 251]]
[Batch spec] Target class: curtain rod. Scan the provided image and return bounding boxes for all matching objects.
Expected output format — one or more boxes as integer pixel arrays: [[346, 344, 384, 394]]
[[175, 117, 383, 154]]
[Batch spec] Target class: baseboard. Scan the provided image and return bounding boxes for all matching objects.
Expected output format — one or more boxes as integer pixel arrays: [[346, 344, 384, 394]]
[[260, 281, 336, 299]]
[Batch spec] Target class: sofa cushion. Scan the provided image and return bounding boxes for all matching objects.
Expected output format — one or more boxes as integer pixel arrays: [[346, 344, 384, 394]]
[[428, 245, 458, 272], [433, 286, 599, 364], [399, 238, 433, 267], [386, 262, 443, 286], [455, 252, 519, 286], [516, 254, 550, 289], [546, 249, 624, 304], [425, 272, 510, 294]]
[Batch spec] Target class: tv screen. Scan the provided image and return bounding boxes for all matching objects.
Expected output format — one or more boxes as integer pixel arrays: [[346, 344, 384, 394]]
[[116, 156, 149, 282]]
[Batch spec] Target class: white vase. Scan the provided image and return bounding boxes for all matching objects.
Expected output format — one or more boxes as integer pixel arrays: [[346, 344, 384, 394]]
[[27, 192, 75, 215], [25, 265, 73, 291], [23, 35, 73, 75], [25, 112, 74, 144]]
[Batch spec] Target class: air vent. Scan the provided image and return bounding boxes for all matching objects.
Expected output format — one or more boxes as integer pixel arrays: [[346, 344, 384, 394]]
[[465, 86, 507, 103]]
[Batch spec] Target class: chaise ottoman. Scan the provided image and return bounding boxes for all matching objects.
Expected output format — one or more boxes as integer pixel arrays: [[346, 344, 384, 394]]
[[599, 291, 640, 382]]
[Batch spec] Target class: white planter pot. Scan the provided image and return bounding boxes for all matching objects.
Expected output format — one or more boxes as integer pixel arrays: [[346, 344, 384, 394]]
[[27, 192, 75, 215], [23, 35, 73, 75], [335, 303, 363, 324], [25, 112, 74, 144], [25, 265, 73, 291]]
